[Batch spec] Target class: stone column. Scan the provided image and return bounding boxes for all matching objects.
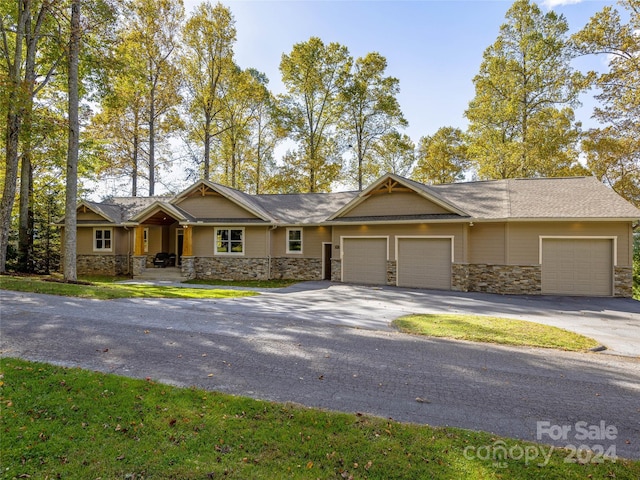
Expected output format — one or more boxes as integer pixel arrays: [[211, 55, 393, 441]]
[[181, 256, 196, 280], [132, 255, 147, 276]]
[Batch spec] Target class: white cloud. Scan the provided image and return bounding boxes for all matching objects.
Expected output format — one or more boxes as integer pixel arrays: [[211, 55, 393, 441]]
[[541, 0, 584, 8]]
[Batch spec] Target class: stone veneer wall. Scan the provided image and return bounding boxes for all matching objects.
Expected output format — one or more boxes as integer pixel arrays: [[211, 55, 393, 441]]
[[193, 256, 269, 280], [271, 257, 322, 280], [451, 264, 469, 292], [386, 261, 396, 285], [614, 266, 633, 298], [331, 259, 341, 282], [467, 264, 541, 295], [77, 254, 130, 276]]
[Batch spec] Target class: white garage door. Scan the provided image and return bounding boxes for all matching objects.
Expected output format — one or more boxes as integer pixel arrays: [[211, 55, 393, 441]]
[[541, 239, 613, 296], [342, 238, 387, 285], [397, 238, 452, 290]]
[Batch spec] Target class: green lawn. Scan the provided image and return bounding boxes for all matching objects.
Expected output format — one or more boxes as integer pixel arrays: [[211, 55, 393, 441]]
[[0, 275, 257, 300], [1, 358, 637, 479], [393, 314, 600, 352]]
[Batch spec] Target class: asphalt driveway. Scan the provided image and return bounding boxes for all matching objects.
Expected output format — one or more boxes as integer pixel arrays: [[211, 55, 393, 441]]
[[1, 283, 639, 460]]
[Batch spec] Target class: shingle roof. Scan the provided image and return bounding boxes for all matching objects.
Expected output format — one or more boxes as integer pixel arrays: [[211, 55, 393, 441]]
[[430, 176, 639, 219], [255, 192, 358, 224], [77, 175, 639, 225]]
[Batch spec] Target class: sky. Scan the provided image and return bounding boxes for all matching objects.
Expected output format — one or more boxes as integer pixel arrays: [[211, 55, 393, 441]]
[[183, 0, 614, 144]]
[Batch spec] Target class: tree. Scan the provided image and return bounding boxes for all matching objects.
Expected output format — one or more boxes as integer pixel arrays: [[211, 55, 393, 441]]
[[181, 1, 236, 181], [572, 0, 640, 206], [369, 130, 414, 179], [64, 0, 81, 282], [214, 67, 273, 190], [582, 127, 639, 207], [0, 0, 30, 273], [413, 127, 469, 184], [125, 0, 183, 195], [340, 52, 407, 190], [88, 37, 149, 196], [278, 37, 351, 192], [465, 0, 584, 179]]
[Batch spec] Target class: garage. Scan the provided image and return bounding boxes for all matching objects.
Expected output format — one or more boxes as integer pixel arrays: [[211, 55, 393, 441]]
[[541, 238, 613, 296], [397, 237, 452, 290], [342, 237, 387, 285]]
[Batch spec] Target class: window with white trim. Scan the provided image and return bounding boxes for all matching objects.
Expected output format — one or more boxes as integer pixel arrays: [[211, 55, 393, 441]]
[[216, 228, 244, 255], [287, 228, 303, 254], [94, 228, 112, 251]]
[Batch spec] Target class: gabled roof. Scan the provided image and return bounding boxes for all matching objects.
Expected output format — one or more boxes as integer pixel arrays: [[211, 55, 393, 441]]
[[328, 173, 469, 220], [171, 179, 275, 222], [76, 200, 117, 223], [128, 200, 193, 224]]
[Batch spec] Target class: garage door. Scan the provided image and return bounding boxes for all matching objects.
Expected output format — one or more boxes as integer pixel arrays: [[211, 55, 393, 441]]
[[397, 238, 452, 290], [541, 239, 613, 296], [342, 238, 387, 285]]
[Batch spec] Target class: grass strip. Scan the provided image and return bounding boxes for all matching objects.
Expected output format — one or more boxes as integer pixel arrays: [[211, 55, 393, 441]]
[[0, 275, 257, 300], [393, 314, 600, 352], [1, 358, 636, 479]]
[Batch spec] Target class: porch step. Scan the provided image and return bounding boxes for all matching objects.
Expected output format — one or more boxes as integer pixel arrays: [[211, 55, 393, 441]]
[[134, 267, 184, 282]]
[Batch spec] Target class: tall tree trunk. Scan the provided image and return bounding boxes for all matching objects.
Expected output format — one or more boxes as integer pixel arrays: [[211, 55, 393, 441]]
[[148, 85, 155, 196], [132, 131, 138, 196], [204, 114, 211, 180], [18, 150, 33, 272], [64, 0, 80, 282], [0, 1, 31, 273]]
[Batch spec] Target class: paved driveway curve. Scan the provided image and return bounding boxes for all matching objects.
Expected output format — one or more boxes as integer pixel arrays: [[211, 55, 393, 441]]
[[1, 283, 639, 460]]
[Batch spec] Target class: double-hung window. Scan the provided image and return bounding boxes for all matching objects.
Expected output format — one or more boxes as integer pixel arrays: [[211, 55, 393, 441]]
[[94, 228, 112, 252], [216, 228, 244, 255], [287, 228, 303, 254]]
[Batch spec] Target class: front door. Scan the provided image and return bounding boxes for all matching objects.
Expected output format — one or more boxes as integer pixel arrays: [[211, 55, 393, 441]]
[[323, 243, 332, 280]]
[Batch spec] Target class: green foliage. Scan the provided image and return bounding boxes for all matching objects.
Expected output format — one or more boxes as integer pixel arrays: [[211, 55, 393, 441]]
[[370, 130, 415, 179], [278, 37, 351, 192], [572, 0, 640, 207], [3, 358, 638, 478], [413, 127, 469, 184], [340, 52, 407, 190], [465, 0, 585, 179]]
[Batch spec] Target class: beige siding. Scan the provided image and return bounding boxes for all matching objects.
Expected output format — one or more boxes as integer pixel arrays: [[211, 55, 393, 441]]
[[271, 226, 331, 258], [191, 226, 268, 257], [342, 192, 450, 217], [507, 222, 631, 266], [77, 227, 95, 254], [177, 196, 258, 219], [333, 224, 464, 262], [469, 223, 506, 264], [147, 226, 164, 253], [77, 211, 105, 221], [115, 228, 130, 255]]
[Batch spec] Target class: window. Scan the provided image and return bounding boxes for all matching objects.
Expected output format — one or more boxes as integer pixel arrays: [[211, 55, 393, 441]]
[[94, 228, 112, 251], [216, 228, 244, 255], [287, 228, 303, 254]]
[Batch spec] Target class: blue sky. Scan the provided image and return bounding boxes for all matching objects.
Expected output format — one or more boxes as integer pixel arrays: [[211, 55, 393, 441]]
[[183, 0, 614, 144]]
